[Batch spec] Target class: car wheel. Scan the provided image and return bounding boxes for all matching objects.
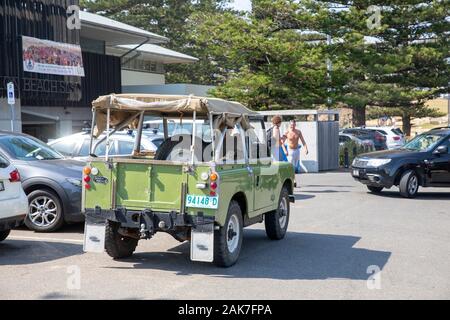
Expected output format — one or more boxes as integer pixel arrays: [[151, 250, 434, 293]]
[[399, 170, 420, 198], [0, 230, 11, 242], [265, 186, 290, 240], [25, 189, 64, 232], [105, 221, 138, 259], [367, 186, 384, 194], [214, 200, 243, 268]]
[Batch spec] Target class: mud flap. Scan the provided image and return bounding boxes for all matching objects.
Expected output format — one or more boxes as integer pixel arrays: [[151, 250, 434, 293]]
[[190, 223, 214, 262], [83, 214, 106, 253]]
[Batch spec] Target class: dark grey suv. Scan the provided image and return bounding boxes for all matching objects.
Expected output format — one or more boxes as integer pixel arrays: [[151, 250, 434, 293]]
[[0, 131, 84, 232]]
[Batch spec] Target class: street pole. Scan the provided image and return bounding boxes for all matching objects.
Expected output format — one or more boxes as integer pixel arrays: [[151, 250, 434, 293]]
[[447, 94, 450, 127], [10, 104, 14, 132], [326, 34, 333, 110]]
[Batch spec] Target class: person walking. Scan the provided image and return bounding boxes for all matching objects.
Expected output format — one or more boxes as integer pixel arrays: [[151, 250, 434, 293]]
[[268, 116, 289, 161], [283, 119, 308, 173]]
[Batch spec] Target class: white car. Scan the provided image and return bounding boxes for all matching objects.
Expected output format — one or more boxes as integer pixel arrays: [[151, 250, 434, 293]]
[[365, 126, 406, 149], [48, 131, 165, 160], [0, 154, 28, 242]]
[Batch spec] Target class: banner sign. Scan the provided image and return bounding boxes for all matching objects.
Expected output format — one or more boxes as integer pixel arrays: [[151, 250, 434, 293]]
[[22, 36, 85, 77]]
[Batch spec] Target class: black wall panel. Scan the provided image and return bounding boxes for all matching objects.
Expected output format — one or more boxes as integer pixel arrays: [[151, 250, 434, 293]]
[[0, 0, 122, 107]]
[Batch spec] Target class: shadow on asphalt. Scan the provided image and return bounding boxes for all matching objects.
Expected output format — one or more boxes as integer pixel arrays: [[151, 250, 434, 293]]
[[0, 240, 82, 265], [294, 193, 315, 201], [367, 190, 450, 200], [108, 229, 392, 280], [14, 223, 85, 234], [301, 190, 351, 194]]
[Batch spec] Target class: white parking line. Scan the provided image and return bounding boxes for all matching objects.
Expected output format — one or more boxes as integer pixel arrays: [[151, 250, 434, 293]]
[[8, 236, 84, 244]]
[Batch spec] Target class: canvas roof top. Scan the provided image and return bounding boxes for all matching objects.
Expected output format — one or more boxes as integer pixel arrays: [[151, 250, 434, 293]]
[[91, 94, 259, 137]]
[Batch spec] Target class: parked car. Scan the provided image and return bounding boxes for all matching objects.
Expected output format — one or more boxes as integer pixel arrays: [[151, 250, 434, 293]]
[[144, 119, 212, 141], [0, 155, 28, 242], [0, 131, 84, 232], [83, 94, 295, 267], [49, 131, 165, 160], [365, 126, 405, 149], [339, 133, 375, 150], [341, 128, 388, 150], [351, 127, 450, 198]]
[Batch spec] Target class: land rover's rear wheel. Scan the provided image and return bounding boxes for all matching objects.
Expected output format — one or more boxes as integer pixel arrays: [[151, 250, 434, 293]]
[[0, 230, 10, 242], [265, 186, 290, 240], [399, 170, 419, 198], [214, 200, 243, 268], [105, 221, 138, 259]]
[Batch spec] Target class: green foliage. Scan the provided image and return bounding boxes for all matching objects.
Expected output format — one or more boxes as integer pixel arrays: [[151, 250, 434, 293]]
[[339, 140, 374, 168], [81, 0, 232, 85], [81, 0, 450, 120]]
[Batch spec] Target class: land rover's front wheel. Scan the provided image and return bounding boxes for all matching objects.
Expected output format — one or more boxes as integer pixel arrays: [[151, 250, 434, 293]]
[[105, 221, 138, 259], [214, 200, 243, 268], [265, 186, 290, 240]]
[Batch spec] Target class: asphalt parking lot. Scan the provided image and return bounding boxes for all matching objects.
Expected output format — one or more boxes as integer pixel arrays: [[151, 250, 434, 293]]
[[1, 171, 449, 300]]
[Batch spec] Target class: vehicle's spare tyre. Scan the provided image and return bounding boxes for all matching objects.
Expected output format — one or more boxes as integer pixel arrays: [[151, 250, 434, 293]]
[[155, 134, 211, 162]]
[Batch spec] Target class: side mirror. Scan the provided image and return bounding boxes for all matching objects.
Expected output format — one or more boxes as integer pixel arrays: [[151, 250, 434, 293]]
[[433, 145, 448, 155]]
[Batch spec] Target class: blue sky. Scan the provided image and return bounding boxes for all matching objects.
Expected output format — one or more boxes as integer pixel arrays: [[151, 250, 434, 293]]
[[232, 0, 251, 11]]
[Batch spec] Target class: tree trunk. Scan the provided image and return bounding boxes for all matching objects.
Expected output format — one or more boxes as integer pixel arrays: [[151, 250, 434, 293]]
[[352, 106, 366, 127], [402, 115, 412, 137]]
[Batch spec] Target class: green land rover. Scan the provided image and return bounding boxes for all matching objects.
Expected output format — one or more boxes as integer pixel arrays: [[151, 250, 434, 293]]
[[82, 94, 295, 267]]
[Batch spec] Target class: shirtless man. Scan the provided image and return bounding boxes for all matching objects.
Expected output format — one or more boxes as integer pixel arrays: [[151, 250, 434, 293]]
[[283, 120, 308, 172]]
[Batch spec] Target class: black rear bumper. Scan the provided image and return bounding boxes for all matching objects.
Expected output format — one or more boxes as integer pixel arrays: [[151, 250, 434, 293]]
[[0, 214, 26, 232], [85, 207, 215, 232]]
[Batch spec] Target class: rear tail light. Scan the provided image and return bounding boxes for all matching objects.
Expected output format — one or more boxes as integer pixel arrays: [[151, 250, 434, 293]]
[[9, 169, 21, 182], [393, 136, 401, 141], [210, 172, 219, 196], [83, 167, 92, 190]]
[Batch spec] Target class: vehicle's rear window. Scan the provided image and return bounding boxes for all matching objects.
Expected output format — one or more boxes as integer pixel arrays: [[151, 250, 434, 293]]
[[0, 154, 10, 168], [392, 128, 403, 135]]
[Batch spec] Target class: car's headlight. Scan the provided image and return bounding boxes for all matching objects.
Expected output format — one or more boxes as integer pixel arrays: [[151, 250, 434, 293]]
[[66, 178, 82, 187], [352, 158, 358, 166], [366, 159, 391, 168]]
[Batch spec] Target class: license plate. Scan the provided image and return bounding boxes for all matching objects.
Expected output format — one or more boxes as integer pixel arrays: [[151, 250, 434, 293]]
[[352, 169, 360, 177], [186, 195, 219, 209], [0, 181, 4, 192]]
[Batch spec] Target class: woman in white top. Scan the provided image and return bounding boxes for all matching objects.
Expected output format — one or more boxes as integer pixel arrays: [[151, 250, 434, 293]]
[[270, 116, 288, 161]]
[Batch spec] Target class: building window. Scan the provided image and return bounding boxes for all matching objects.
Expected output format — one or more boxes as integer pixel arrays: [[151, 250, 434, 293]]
[[122, 58, 165, 74]]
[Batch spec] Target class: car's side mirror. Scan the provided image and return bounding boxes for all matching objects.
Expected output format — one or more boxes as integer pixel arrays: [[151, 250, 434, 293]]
[[433, 145, 448, 155]]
